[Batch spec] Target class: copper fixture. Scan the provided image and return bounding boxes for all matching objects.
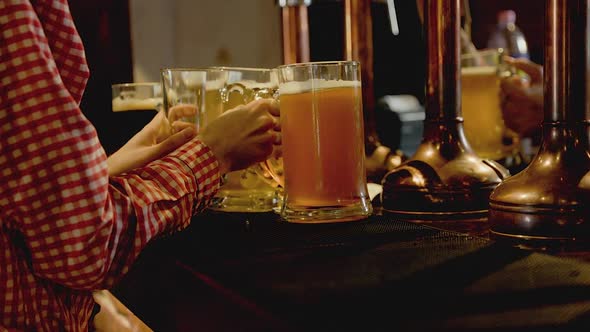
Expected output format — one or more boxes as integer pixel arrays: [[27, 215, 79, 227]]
[[488, 0, 590, 247], [380, 0, 509, 219], [344, 0, 404, 181], [279, 0, 311, 64]]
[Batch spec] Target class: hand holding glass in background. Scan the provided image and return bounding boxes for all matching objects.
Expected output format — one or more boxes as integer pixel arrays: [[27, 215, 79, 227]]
[[461, 49, 523, 171]]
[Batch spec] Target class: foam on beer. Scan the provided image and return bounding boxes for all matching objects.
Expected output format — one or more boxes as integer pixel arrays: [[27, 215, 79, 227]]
[[112, 97, 161, 112], [461, 66, 497, 76], [229, 80, 277, 90], [184, 79, 226, 90], [279, 79, 361, 95]]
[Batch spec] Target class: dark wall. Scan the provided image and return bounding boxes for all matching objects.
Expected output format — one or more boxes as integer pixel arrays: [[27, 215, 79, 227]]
[[308, 0, 426, 103], [69, 0, 139, 155]]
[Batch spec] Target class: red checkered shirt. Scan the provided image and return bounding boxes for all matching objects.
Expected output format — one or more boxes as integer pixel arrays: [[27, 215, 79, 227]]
[[0, 1, 220, 331]]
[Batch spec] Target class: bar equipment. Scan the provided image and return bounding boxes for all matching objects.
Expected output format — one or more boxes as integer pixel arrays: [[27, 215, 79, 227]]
[[278, 0, 311, 64], [344, 0, 404, 181], [488, 0, 590, 247], [380, 0, 509, 219]]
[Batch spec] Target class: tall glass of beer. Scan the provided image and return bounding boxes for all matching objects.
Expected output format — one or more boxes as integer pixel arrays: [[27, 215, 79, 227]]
[[160, 68, 227, 132], [276, 61, 372, 223], [461, 49, 520, 161], [207, 67, 282, 213]]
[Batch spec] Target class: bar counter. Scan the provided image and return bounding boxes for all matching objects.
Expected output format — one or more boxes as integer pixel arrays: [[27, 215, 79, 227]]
[[112, 199, 590, 331]]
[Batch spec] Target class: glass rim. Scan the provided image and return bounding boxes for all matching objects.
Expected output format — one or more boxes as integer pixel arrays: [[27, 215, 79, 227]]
[[160, 67, 225, 73], [277, 60, 360, 70], [461, 48, 502, 60], [211, 66, 274, 72], [111, 82, 161, 88]]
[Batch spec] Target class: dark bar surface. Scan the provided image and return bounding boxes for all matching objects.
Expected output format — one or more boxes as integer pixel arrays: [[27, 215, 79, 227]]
[[114, 210, 590, 331]]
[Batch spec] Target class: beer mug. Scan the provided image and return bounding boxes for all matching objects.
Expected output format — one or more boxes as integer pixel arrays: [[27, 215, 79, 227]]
[[111, 82, 169, 147], [208, 67, 282, 213], [112, 82, 162, 112], [461, 49, 520, 161], [160, 68, 227, 132], [274, 61, 373, 223]]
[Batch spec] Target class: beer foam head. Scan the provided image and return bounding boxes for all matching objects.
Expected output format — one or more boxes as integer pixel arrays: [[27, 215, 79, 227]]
[[206, 78, 226, 90], [228, 80, 278, 90], [112, 97, 161, 112], [279, 79, 361, 95], [461, 66, 497, 76], [180, 73, 226, 90]]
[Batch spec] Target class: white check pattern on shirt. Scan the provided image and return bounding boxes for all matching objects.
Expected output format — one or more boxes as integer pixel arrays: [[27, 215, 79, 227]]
[[0, 1, 220, 331]]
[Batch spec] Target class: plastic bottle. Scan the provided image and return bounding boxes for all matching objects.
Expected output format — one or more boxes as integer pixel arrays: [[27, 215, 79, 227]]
[[487, 10, 529, 59]]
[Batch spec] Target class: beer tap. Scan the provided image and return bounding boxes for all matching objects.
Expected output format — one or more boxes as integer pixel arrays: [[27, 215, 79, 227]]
[[278, 0, 311, 64], [488, 0, 590, 248], [380, 0, 509, 219], [344, 0, 405, 182]]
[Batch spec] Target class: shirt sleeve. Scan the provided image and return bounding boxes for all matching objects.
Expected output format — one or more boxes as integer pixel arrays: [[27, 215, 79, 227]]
[[0, 0, 220, 290]]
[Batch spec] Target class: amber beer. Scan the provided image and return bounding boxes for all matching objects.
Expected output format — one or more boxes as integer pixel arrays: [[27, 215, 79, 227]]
[[461, 51, 519, 161], [201, 82, 225, 127], [161, 68, 226, 131], [208, 68, 281, 213], [277, 61, 372, 223]]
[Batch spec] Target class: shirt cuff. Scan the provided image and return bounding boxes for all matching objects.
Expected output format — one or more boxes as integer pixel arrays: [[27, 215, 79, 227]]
[[168, 138, 221, 213]]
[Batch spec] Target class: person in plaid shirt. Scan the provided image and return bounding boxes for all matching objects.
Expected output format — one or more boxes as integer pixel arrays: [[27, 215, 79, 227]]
[[0, 0, 281, 331]]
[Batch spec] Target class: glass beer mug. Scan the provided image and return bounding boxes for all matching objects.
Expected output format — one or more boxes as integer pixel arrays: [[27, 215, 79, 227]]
[[208, 67, 283, 213], [112, 82, 162, 113], [461, 49, 520, 162], [160, 68, 227, 132], [273, 61, 372, 223], [111, 82, 170, 146]]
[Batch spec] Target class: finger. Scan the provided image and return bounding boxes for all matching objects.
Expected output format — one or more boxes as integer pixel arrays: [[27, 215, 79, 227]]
[[172, 120, 197, 133], [251, 114, 277, 135], [168, 104, 198, 122], [504, 56, 543, 83], [272, 145, 283, 159], [500, 76, 530, 100], [273, 117, 281, 131], [267, 99, 280, 117], [272, 131, 282, 145], [143, 110, 166, 131], [250, 98, 280, 117], [156, 126, 197, 156]]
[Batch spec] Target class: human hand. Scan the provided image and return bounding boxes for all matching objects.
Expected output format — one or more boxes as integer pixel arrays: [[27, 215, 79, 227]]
[[93, 290, 153, 332], [107, 109, 197, 176], [500, 56, 544, 138], [198, 98, 280, 174]]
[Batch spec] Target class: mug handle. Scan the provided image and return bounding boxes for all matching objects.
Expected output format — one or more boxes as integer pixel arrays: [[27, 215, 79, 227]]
[[221, 82, 285, 189], [258, 88, 285, 188]]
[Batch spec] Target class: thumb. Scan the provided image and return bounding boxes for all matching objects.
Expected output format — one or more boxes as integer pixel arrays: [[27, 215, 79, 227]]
[[504, 56, 543, 83]]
